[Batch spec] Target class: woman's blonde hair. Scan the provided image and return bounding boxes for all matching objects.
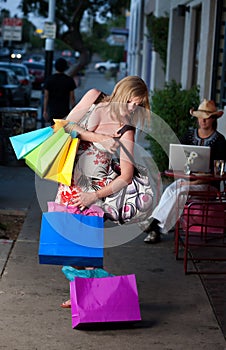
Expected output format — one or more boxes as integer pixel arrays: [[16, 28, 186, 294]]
[[103, 76, 150, 126]]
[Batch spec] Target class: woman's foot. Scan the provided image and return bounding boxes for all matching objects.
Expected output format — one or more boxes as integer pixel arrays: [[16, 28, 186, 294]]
[[60, 299, 71, 308]]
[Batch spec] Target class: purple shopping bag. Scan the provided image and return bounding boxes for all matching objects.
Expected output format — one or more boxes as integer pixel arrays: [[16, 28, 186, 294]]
[[70, 274, 141, 328]]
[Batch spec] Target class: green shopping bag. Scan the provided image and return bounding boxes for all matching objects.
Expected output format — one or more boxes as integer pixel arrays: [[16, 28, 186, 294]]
[[24, 127, 70, 178]]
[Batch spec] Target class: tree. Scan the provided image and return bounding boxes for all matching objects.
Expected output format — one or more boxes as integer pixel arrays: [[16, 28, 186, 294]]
[[146, 81, 200, 172], [83, 14, 126, 64], [19, 0, 130, 76]]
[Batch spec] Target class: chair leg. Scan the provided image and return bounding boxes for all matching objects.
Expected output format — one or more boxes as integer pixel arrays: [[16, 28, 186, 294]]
[[174, 220, 180, 259], [184, 227, 189, 274]]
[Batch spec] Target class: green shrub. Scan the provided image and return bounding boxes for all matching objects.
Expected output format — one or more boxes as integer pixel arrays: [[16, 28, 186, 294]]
[[146, 80, 200, 171], [146, 13, 169, 72]]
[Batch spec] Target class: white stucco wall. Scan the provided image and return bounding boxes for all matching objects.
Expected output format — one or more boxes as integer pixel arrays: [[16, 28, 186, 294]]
[[128, 0, 222, 117], [127, 0, 143, 77], [150, 0, 170, 91], [166, 0, 217, 99], [218, 109, 226, 136]]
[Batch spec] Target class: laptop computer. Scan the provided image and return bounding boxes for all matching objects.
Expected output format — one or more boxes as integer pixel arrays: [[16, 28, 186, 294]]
[[168, 144, 211, 173]]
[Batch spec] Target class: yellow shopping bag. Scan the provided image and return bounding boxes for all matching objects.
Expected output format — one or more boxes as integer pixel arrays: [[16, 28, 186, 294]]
[[24, 128, 70, 178], [44, 137, 79, 185], [53, 119, 69, 132]]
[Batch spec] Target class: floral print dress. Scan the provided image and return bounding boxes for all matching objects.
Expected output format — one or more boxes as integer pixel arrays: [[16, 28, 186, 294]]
[[55, 106, 112, 207]]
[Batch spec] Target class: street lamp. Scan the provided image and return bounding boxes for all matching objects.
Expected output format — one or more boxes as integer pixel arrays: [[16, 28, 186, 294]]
[[44, 0, 56, 80]]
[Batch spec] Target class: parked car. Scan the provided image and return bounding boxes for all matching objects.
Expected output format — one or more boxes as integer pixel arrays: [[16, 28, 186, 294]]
[[0, 68, 28, 106], [23, 61, 45, 90], [60, 50, 76, 67], [0, 47, 10, 59], [10, 48, 25, 60], [94, 60, 119, 73], [27, 54, 45, 64], [61, 50, 73, 57], [0, 62, 32, 105]]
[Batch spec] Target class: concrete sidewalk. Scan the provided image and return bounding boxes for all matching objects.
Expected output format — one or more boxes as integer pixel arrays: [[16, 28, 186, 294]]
[[0, 165, 225, 350]]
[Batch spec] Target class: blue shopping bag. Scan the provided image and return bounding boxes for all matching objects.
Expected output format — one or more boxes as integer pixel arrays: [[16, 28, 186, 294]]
[[9, 126, 54, 159], [38, 212, 104, 266]]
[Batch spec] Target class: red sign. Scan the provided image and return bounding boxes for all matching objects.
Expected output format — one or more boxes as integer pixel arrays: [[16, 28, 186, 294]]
[[3, 18, 23, 26], [2, 18, 23, 41]]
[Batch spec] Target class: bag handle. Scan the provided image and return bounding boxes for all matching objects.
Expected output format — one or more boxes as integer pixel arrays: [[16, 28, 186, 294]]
[[113, 129, 137, 225], [114, 124, 136, 164]]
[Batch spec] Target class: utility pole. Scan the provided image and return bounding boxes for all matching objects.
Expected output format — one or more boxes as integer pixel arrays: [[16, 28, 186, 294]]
[[41, 0, 56, 127], [44, 0, 56, 80]]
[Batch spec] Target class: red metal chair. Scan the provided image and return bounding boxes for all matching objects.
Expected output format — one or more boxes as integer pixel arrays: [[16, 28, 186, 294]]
[[175, 190, 226, 274]]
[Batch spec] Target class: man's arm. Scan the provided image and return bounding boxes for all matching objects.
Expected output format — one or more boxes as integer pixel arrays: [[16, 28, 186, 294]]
[[69, 90, 76, 109]]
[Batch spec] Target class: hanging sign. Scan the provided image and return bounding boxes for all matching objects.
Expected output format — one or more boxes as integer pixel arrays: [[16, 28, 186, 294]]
[[2, 18, 23, 41], [43, 22, 56, 39]]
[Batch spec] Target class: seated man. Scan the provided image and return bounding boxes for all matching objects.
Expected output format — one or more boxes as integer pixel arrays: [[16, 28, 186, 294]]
[[144, 99, 226, 243]]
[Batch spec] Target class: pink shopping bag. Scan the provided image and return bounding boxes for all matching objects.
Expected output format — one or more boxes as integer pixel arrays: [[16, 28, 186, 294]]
[[70, 274, 141, 328], [47, 201, 104, 217]]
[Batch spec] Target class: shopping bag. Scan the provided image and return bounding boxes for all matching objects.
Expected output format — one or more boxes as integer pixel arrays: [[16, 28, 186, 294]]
[[9, 126, 54, 159], [38, 212, 104, 266], [53, 118, 71, 132], [62, 266, 114, 281], [70, 274, 142, 328], [47, 201, 104, 217], [24, 127, 70, 178], [44, 137, 79, 185]]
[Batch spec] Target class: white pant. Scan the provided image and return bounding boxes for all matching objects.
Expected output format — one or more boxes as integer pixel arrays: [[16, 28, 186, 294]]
[[144, 179, 217, 234]]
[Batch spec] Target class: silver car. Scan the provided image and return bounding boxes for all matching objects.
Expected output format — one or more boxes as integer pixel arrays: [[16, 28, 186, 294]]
[[0, 62, 32, 105]]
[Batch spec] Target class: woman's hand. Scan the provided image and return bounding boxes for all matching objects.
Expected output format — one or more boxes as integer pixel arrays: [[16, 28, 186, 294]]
[[70, 191, 98, 210], [64, 121, 120, 153], [64, 121, 78, 138]]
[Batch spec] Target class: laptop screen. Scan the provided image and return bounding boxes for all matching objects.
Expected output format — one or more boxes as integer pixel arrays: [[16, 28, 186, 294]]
[[168, 144, 211, 173]]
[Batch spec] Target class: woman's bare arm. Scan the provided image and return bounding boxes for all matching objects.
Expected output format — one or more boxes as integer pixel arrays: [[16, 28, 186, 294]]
[[71, 130, 135, 208], [66, 88, 101, 122], [64, 91, 120, 153]]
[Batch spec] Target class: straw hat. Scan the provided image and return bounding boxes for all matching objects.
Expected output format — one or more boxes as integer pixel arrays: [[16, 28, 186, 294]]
[[190, 99, 223, 119]]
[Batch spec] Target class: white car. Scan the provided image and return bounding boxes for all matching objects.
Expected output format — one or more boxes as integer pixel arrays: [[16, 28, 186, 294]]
[[94, 60, 118, 73]]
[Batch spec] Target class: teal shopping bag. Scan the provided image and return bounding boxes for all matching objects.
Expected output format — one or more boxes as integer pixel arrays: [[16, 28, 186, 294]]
[[9, 126, 54, 159]]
